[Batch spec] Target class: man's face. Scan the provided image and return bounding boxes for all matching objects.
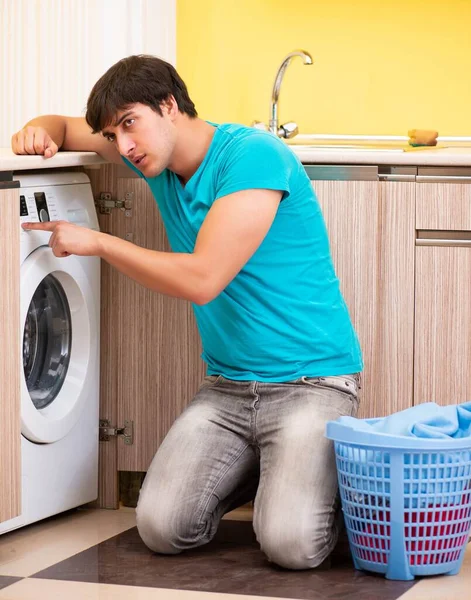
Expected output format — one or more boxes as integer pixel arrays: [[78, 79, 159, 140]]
[[101, 102, 177, 177]]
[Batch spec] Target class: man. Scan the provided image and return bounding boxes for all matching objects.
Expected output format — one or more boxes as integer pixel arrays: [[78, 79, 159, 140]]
[[12, 54, 362, 570]]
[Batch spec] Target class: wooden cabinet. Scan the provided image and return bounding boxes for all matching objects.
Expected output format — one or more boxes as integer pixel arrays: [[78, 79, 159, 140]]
[[414, 181, 471, 406], [313, 180, 416, 418], [316, 175, 471, 412], [0, 185, 21, 523]]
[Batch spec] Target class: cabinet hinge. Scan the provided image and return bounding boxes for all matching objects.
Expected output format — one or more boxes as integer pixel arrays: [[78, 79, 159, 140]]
[[95, 192, 133, 216], [99, 419, 134, 445]]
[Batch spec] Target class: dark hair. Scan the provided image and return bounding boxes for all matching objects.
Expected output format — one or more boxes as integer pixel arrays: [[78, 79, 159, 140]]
[[85, 54, 197, 133]]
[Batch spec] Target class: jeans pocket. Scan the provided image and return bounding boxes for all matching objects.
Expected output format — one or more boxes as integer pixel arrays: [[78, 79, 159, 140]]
[[300, 375, 360, 416], [199, 375, 224, 389]]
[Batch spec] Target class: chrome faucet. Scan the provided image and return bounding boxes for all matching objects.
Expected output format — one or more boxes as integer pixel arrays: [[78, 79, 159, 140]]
[[268, 50, 313, 138]]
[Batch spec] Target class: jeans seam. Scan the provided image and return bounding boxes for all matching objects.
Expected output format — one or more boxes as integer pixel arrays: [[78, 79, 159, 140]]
[[311, 489, 339, 563]]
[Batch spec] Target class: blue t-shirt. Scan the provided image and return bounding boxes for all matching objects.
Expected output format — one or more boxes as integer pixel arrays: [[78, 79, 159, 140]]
[[123, 123, 363, 381]]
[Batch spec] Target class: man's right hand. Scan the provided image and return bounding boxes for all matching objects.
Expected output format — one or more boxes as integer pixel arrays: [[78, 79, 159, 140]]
[[11, 126, 59, 158]]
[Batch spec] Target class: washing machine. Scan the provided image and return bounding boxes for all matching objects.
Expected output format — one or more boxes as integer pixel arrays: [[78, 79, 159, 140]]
[[0, 171, 100, 535]]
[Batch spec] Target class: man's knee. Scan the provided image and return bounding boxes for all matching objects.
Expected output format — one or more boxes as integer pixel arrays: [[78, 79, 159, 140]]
[[255, 519, 338, 570], [136, 489, 209, 555], [136, 494, 182, 554]]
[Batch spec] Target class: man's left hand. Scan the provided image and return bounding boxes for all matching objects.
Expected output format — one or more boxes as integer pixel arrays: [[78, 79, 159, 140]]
[[21, 221, 103, 258]]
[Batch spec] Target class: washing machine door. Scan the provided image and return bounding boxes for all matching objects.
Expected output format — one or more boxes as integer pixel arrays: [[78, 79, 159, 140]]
[[21, 246, 98, 443]]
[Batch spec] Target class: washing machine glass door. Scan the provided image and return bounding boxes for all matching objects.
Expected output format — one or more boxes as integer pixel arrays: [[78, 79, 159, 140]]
[[21, 247, 98, 444], [23, 274, 72, 409]]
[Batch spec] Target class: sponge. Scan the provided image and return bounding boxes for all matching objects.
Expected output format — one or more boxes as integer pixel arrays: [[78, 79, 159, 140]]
[[408, 129, 439, 147]]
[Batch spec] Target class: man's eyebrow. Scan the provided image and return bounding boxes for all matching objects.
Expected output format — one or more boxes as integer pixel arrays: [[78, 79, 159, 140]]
[[102, 111, 134, 136]]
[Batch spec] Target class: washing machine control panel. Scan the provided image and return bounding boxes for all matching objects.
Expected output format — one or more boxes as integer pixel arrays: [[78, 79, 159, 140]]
[[19, 189, 60, 225], [17, 178, 99, 228], [16, 174, 100, 262]]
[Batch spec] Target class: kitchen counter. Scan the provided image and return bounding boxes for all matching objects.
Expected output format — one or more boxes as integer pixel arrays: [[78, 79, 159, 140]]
[[290, 145, 471, 166], [2, 145, 471, 178], [0, 149, 106, 177]]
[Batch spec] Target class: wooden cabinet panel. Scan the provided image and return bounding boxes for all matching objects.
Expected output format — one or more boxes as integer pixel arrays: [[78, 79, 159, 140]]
[[86, 165, 205, 493], [0, 187, 21, 522], [314, 181, 415, 418], [414, 246, 471, 406], [114, 177, 205, 473], [416, 183, 471, 231]]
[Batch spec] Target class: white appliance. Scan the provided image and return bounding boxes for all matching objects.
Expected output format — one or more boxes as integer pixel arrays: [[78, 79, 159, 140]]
[[0, 172, 100, 534]]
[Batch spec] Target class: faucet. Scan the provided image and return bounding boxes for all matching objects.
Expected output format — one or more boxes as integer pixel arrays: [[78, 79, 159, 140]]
[[267, 50, 313, 138]]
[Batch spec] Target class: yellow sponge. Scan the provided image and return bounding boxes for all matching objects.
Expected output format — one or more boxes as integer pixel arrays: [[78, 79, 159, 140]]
[[408, 129, 439, 147]]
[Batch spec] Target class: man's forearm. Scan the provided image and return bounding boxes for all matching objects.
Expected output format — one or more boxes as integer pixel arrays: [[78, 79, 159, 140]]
[[97, 232, 214, 305], [25, 115, 67, 148]]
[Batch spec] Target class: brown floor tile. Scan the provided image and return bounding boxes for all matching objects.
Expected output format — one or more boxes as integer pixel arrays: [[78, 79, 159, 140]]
[[0, 507, 136, 577], [0, 576, 22, 590], [31, 520, 416, 600]]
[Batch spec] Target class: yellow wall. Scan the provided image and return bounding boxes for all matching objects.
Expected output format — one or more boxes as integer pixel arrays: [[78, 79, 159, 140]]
[[176, 0, 471, 135]]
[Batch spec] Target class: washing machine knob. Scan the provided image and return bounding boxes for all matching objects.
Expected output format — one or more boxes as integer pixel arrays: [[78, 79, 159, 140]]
[[39, 208, 50, 222]]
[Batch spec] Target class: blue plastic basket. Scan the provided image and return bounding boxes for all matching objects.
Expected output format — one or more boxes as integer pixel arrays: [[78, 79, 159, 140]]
[[326, 420, 471, 580]]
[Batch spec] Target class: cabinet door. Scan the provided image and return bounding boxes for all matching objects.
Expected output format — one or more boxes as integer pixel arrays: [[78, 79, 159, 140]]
[[86, 165, 205, 507], [313, 180, 415, 417], [414, 245, 471, 405], [0, 186, 21, 522], [414, 182, 471, 405], [113, 177, 205, 474]]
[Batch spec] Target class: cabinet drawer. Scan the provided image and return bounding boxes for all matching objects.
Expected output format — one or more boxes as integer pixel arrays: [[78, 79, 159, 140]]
[[416, 182, 471, 231]]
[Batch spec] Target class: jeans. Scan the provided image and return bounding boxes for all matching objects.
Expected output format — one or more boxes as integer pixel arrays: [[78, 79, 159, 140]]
[[136, 373, 360, 570]]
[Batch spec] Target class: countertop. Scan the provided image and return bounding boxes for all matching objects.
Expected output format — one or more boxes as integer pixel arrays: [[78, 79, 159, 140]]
[[0, 149, 107, 173], [2, 145, 471, 174], [290, 145, 471, 166]]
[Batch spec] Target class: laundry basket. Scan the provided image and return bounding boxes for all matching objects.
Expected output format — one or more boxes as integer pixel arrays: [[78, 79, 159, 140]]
[[326, 421, 471, 580]]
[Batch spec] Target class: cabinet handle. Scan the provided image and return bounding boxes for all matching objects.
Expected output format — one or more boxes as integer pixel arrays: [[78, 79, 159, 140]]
[[417, 176, 471, 183], [416, 230, 471, 247], [304, 165, 378, 181], [417, 167, 471, 183]]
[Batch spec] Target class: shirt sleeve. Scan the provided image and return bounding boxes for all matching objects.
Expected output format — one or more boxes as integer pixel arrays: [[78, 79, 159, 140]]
[[215, 132, 292, 201]]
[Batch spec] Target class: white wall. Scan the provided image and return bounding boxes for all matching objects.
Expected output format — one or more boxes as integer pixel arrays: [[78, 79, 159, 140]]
[[0, 0, 176, 147]]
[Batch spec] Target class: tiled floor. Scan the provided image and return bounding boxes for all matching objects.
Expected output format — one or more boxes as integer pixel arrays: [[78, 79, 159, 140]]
[[0, 507, 468, 599]]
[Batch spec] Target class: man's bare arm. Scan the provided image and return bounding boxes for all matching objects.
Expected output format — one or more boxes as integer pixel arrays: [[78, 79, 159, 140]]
[[11, 116, 122, 164]]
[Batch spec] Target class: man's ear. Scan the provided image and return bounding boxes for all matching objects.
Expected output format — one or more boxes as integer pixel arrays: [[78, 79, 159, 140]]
[[161, 95, 179, 120]]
